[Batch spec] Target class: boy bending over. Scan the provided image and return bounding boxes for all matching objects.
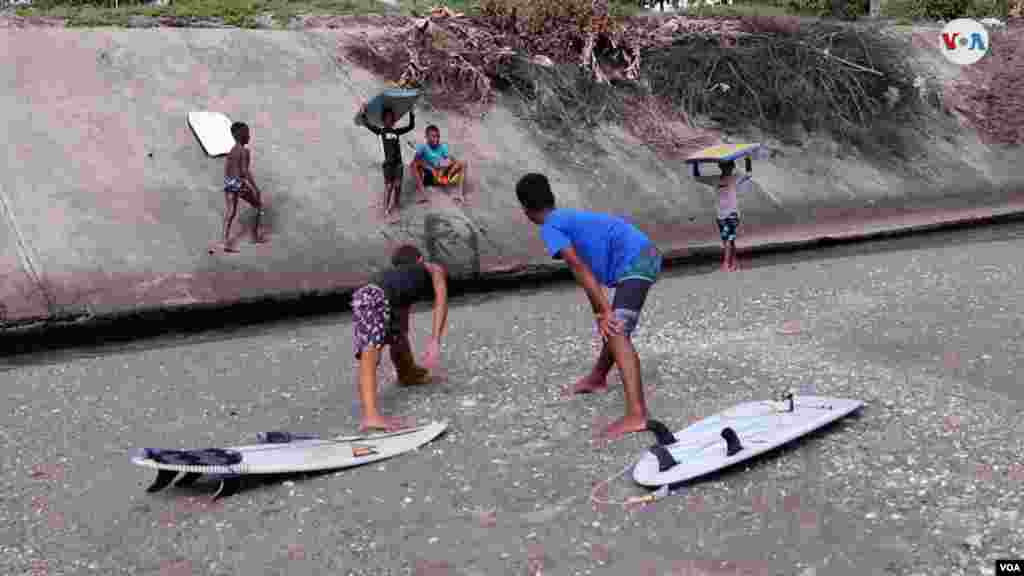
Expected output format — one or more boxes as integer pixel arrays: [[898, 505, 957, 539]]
[[351, 244, 448, 431], [516, 173, 663, 440]]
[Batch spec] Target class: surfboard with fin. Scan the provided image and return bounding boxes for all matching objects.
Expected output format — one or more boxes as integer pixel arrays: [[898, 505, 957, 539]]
[[132, 420, 448, 499], [633, 394, 862, 487]]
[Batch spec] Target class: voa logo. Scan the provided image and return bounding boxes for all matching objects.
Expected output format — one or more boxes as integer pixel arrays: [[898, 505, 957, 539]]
[[940, 18, 990, 65]]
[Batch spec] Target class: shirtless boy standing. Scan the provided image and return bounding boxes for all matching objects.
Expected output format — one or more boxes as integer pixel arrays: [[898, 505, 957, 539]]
[[221, 121, 266, 252]]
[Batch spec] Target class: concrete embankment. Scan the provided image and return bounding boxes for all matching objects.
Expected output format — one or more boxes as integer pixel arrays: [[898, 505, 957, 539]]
[[1, 25, 1022, 353]]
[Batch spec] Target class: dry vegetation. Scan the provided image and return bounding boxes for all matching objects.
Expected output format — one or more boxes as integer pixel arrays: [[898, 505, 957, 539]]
[[343, 7, 924, 159]]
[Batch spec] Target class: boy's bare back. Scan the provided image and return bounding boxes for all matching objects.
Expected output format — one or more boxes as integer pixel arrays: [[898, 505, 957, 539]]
[[225, 145, 243, 181]]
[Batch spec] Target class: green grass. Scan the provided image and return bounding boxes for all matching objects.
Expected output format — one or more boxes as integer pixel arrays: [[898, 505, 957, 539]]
[[13, 0, 432, 27], [9, 0, 656, 26]]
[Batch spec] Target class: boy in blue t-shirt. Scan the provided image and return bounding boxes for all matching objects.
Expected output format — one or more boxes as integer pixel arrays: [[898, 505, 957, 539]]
[[515, 172, 663, 440], [411, 124, 466, 204]]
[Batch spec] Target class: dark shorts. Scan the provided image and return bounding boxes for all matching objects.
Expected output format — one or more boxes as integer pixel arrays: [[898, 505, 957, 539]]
[[610, 245, 662, 337], [352, 285, 393, 359], [717, 212, 739, 242], [382, 161, 403, 183]]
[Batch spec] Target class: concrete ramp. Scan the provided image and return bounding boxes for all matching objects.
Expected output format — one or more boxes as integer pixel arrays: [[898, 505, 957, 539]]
[[1, 27, 1023, 325]]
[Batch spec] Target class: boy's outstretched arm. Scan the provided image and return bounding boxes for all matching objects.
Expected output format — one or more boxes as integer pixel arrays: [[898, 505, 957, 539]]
[[425, 261, 448, 340], [358, 107, 383, 135], [421, 261, 448, 369], [396, 110, 415, 135], [559, 246, 611, 316]]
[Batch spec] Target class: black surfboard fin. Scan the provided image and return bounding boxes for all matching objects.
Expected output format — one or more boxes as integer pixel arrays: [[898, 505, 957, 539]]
[[721, 427, 743, 456], [175, 472, 203, 487], [650, 444, 678, 472], [646, 419, 677, 446], [212, 476, 241, 500], [146, 470, 179, 493]]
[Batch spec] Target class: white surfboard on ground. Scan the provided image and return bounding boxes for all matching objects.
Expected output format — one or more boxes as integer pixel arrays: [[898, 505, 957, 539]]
[[132, 420, 448, 498], [633, 395, 862, 487], [188, 111, 235, 156]]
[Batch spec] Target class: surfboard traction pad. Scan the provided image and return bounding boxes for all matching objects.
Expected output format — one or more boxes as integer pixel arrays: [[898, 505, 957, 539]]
[[640, 392, 863, 485], [134, 421, 444, 499]]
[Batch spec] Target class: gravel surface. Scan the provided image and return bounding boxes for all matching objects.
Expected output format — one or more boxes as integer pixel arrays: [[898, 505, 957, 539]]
[[3, 223, 1024, 575]]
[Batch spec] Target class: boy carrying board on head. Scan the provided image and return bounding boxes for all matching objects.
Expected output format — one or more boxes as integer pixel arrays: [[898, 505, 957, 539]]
[[350, 244, 449, 431], [693, 159, 750, 272], [358, 103, 415, 223], [515, 173, 664, 440]]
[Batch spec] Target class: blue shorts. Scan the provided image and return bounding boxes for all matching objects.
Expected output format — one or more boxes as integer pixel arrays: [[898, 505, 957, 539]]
[[717, 212, 739, 242], [609, 245, 662, 337]]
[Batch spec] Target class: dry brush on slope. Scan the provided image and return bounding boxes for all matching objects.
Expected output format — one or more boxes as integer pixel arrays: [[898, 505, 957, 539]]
[[341, 10, 939, 160]]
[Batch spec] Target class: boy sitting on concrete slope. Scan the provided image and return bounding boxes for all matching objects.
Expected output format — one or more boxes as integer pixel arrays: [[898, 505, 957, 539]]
[[515, 172, 664, 440], [412, 124, 467, 204], [350, 244, 448, 432]]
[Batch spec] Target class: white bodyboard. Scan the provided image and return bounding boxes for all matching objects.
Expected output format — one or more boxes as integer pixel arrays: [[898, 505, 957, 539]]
[[188, 111, 235, 157], [633, 396, 862, 487]]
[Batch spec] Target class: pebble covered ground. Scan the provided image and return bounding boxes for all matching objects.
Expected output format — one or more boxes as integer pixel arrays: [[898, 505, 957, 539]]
[[3, 223, 1024, 575]]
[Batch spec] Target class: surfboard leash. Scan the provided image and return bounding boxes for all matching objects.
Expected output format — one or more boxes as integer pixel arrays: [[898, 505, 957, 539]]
[[590, 462, 673, 508]]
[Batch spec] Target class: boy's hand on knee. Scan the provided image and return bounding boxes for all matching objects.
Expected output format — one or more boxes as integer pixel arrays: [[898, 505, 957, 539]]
[[596, 311, 623, 340]]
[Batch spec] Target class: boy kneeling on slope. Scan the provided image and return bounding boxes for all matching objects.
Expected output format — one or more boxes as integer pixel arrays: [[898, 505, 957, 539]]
[[351, 244, 449, 431]]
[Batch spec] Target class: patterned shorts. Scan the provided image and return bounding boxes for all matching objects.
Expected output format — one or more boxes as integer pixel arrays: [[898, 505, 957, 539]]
[[606, 245, 662, 338], [717, 212, 739, 242], [617, 244, 663, 284], [352, 285, 392, 359], [224, 176, 243, 193]]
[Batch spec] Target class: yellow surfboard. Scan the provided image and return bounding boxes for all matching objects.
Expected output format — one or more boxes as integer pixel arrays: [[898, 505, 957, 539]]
[[686, 142, 762, 176], [685, 142, 762, 164]]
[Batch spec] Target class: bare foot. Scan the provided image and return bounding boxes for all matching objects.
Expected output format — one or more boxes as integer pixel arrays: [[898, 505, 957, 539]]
[[598, 414, 650, 440], [416, 192, 429, 204], [387, 211, 401, 224], [252, 234, 268, 244], [360, 415, 414, 432], [570, 374, 608, 395], [397, 365, 431, 386], [223, 243, 239, 253]]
